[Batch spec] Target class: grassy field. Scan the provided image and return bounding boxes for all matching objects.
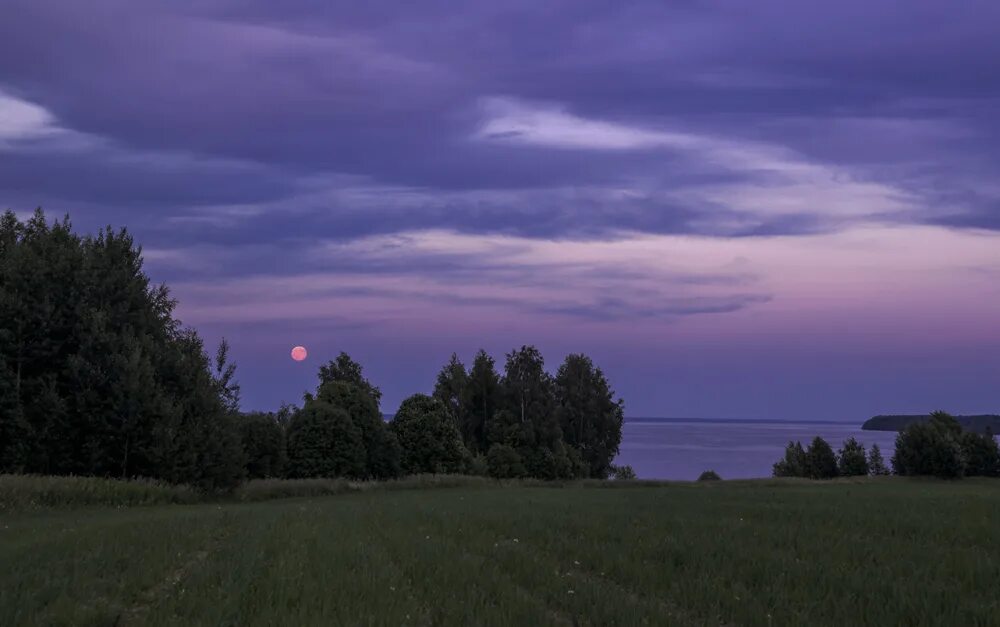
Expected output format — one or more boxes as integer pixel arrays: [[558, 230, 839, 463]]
[[2, 478, 999, 626]]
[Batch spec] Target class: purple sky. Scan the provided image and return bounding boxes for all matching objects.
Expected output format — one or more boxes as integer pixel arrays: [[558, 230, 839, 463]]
[[3, 1, 999, 420]]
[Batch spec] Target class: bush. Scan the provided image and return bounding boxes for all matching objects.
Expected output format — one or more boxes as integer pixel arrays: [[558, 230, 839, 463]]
[[317, 379, 400, 479], [697, 470, 721, 481], [961, 429, 999, 477], [486, 444, 526, 479], [892, 411, 966, 478], [467, 454, 489, 477], [608, 464, 636, 480], [285, 402, 366, 479], [837, 437, 869, 477], [391, 394, 469, 475], [773, 441, 808, 477]]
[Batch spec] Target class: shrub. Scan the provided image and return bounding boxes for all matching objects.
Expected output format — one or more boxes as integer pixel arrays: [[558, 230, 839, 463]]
[[960, 429, 999, 477], [773, 441, 808, 477], [285, 402, 366, 479], [486, 444, 526, 479], [837, 437, 869, 477], [391, 394, 469, 475], [697, 470, 721, 481], [608, 464, 637, 480], [467, 454, 489, 477], [317, 379, 400, 479], [892, 411, 966, 478]]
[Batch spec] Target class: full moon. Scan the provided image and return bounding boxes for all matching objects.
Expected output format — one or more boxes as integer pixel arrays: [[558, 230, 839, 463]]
[[290, 346, 308, 362]]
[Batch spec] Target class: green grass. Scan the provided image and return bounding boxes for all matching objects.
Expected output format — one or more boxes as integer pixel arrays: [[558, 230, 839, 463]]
[[0, 474, 497, 512], [2, 479, 999, 626], [0, 475, 200, 512]]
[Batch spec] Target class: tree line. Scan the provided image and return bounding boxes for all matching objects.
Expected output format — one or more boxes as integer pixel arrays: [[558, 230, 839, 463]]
[[774, 412, 1000, 479], [243, 346, 626, 484], [0, 210, 626, 491]]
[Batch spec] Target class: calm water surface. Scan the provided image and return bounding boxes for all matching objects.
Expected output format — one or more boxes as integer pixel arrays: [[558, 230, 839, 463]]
[[615, 419, 899, 480]]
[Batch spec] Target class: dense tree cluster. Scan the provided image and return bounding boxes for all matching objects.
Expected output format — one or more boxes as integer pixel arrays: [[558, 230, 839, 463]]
[[773, 436, 879, 479], [286, 354, 402, 480], [433, 348, 625, 479], [0, 210, 245, 491], [1, 211, 628, 489], [892, 411, 999, 479], [774, 412, 1000, 480]]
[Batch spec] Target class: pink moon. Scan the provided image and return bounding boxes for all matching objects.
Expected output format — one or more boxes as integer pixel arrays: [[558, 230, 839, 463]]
[[290, 346, 308, 362]]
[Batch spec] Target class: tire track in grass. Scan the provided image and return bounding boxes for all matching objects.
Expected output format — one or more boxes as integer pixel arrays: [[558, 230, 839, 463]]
[[368, 497, 567, 626], [331, 501, 431, 626], [396, 495, 599, 626], [420, 498, 726, 627], [114, 511, 236, 626]]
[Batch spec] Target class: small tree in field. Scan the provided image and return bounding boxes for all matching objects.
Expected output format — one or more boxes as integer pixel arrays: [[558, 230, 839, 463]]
[[868, 443, 890, 475], [285, 402, 366, 479], [391, 394, 468, 475], [837, 437, 869, 477], [892, 411, 965, 478], [698, 470, 721, 481], [806, 436, 838, 479], [773, 441, 808, 477]]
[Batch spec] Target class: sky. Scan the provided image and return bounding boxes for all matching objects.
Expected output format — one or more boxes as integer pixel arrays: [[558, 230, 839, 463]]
[[2, 0, 999, 420]]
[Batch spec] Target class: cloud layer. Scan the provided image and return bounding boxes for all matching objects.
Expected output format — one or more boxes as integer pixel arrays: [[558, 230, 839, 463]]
[[2, 0, 999, 416]]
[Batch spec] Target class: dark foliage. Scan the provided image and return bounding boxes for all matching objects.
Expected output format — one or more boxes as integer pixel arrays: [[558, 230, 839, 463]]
[[285, 401, 366, 479], [960, 429, 1000, 477], [317, 378, 400, 479], [500, 346, 561, 451], [555, 354, 625, 479], [698, 470, 721, 481], [464, 350, 501, 455], [0, 210, 244, 491], [392, 394, 469, 474], [868, 444, 890, 475], [433, 353, 468, 434], [805, 437, 839, 479], [318, 352, 382, 405], [837, 437, 869, 477], [773, 441, 808, 477], [486, 443, 526, 479], [892, 411, 966, 479], [239, 412, 287, 479]]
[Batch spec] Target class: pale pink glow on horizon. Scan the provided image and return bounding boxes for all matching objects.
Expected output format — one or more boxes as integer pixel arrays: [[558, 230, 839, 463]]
[[170, 223, 1000, 349]]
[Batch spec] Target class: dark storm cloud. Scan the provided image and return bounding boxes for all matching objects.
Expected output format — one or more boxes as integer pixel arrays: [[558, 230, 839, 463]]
[[1, 0, 998, 244]]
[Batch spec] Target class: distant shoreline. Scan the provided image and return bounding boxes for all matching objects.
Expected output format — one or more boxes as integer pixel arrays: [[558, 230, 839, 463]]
[[861, 414, 1000, 434], [624, 417, 857, 426]]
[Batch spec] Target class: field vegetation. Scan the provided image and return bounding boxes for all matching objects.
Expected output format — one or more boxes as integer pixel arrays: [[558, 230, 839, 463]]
[[2, 477, 999, 626]]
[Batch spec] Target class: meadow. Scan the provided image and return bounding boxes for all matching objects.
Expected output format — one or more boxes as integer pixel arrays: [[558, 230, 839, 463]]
[[2, 477, 999, 626]]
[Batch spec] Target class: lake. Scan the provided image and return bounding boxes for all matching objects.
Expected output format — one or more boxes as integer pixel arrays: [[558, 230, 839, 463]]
[[616, 418, 899, 480]]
